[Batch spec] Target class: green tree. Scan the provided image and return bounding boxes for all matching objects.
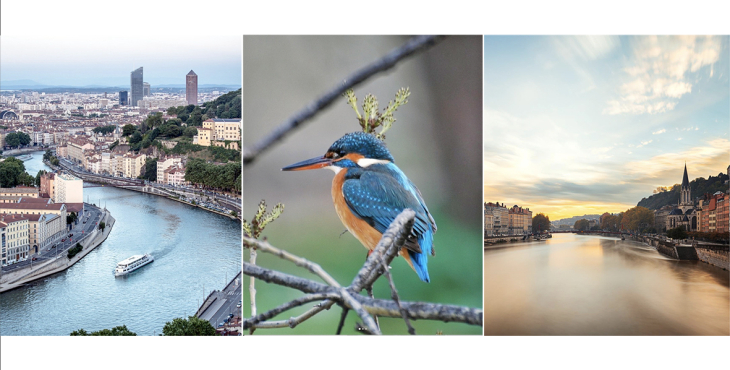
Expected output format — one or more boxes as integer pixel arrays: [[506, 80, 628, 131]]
[[162, 316, 217, 336], [43, 149, 53, 161], [66, 211, 78, 225], [92, 125, 116, 135], [573, 219, 590, 231], [18, 132, 31, 146], [70, 325, 136, 336], [667, 227, 688, 240], [122, 124, 135, 136], [141, 158, 158, 181], [129, 131, 143, 145], [0, 157, 27, 187], [183, 126, 198, 138], [145, 112, 164, 130], [532, 213, 551, 233], [5, 132, 21, 148]]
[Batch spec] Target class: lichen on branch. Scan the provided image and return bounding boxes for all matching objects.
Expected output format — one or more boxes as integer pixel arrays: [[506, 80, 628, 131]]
[[242, 200, 284, 239]]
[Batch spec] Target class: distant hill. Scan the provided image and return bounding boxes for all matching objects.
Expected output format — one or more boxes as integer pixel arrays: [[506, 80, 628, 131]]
[[553, 214, 601, 225], [637, 170, 729, 210]]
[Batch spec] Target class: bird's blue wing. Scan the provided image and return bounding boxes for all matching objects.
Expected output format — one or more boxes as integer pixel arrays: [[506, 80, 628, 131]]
[[341, 167, 433, 253]]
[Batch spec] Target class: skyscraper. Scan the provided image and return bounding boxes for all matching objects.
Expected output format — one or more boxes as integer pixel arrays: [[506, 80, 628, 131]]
[[130, 67, 143, 107], [186, 70, 198, 106], [143, 82, 150, 97], [119, 91, 128, 106]]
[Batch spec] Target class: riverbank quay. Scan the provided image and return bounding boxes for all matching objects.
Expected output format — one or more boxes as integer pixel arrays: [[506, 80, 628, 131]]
[[196, 271, 242, 335], [2, 146, 55, 157], [630, 234, 729, 270], [0, 206, 115, 293], [52, 158, 241, 221]]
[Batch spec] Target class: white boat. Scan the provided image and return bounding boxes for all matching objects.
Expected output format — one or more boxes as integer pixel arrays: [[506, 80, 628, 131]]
[[114, 254, 154, 277]]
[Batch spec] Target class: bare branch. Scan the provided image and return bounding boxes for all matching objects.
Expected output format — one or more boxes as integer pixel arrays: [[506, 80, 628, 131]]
[[248, 247, 257, 335], [243, 35, 446, 165], [243, 293, 340, 330], [243, 236, 341, 287], [242, 209, 483, 333]]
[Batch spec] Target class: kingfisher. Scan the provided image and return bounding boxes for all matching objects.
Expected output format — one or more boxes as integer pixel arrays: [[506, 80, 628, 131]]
[[282, 132, 437, 282]]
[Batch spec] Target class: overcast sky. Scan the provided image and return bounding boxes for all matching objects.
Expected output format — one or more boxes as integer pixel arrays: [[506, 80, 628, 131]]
[[484, 36, 729, 220], [1, 35, 241, 86]]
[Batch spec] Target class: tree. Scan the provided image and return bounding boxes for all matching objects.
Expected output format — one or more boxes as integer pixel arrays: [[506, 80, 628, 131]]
[[43, 149, 53, 161], [183, 126, 198, 138], [162, 316, 217, 336], [129, 131, 143, 145], [141, 158, 158, 181], [122, 124, 135, 136], [92, 125, 116, 135], [532, 213, 550, 233], [621, 206, 654, 233], [18, 132, 31, 146], [5, 132, 20, 148], [667, 227, 688, 240], [66, 211, 78, 225], [70, 325, 136, 336], [573, 219, 590, 231], [0, 157, 27, 187]]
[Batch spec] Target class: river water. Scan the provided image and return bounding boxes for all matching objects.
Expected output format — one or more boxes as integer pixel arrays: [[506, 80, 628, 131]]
[[484, 233, 729, 335], [0, 151, 241, 336]]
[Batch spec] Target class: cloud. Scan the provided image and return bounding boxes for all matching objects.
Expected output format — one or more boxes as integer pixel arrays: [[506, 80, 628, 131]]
[[636, 140, 652, 148], [603, 36, 722, 116], [652, 129, 666, 135]]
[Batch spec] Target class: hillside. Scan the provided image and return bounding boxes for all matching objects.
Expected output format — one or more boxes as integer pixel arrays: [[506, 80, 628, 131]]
[[553, 214, 601, 225], [637, 171, 729, 210], [201, 88, 241, 119]]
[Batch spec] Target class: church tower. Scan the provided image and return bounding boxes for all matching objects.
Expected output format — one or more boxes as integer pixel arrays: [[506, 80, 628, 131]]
[[679, 163, 692, 211]]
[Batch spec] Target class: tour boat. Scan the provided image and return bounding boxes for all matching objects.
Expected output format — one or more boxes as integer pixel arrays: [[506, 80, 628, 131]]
[[114, 254, 154, 277]]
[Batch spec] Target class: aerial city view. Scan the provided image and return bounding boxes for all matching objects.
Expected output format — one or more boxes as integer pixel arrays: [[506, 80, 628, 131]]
[[0, 36, 243, 336], [483, 36, 729, 335]]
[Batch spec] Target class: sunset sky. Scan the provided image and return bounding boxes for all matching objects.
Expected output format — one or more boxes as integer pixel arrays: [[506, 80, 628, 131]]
[[483, 36, 729, 220]]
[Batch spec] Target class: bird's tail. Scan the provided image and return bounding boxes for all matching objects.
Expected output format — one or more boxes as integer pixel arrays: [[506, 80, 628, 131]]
[[408, 229, 433, 283]]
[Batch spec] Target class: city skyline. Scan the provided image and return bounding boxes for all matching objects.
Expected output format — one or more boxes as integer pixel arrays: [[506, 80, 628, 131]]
[[484, 36, 730, 220], [1, 36, 241, 87]]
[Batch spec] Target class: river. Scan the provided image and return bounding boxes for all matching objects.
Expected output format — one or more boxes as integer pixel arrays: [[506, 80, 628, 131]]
[[484, 233, 729, 335], [0, 151, 241, 336]]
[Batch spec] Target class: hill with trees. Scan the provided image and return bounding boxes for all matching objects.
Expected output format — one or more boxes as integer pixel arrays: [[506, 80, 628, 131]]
[[166, 88, 241, 126], [637, 170, 729, 210]]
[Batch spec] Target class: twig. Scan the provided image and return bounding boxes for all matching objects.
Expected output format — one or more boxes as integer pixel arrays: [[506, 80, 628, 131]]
[[335, 307, 349, 335], [248, 247, 257, 335], [366, 286, 380, 332], [379, 254, 416, 335], [243, 35, 446, 165], [243, 293, 340, 329]]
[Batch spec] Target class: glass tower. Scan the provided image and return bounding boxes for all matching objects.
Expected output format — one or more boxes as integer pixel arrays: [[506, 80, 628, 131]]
[[130, 67, 143, 107], [186, 70, 198, 106]]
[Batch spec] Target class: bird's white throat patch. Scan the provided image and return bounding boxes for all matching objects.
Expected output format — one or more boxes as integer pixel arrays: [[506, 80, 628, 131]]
[[356, 158, 390, 167], [325, 165, 343, 174]]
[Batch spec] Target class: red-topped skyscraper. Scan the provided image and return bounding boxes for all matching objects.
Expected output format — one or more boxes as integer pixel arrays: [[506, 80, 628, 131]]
[[186, 70, 198, 106]]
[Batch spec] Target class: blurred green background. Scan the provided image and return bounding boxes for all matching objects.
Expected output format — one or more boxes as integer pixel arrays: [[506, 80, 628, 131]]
[[243, 36, 483, 335]]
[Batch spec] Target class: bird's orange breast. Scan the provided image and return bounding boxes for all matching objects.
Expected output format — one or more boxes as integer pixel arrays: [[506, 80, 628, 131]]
[[331, 170, 382, 251]]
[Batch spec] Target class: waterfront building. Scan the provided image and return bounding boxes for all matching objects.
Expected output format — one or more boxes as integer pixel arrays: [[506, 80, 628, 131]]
[[157, 156, 182, 183], [0, 214, 30, 264], [119, 91, 128, 106], [130, 67, 143, 107], [122, 153, 146, 178], [654, 206, 672, 232], [484, 202, 509, 236], [484, 212, 494, 237], [164, 166, 187, 186], [697, 191, 729, 233], [66, 137, 94, 164], [0, 223, 6, 266], [54, 173, 83, 204], [508, 205, 532, 235], [186, 70, 198, 106]]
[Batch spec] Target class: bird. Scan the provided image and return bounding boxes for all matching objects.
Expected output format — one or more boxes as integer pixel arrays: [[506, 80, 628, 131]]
[[282, 132, 437, 282]]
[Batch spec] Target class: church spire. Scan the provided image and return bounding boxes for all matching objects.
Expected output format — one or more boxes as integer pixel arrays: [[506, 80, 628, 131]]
[[682, 163, 689, 188]]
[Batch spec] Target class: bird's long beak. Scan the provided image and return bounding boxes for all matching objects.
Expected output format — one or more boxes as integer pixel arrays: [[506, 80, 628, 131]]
[[282, 156, 333, 171]]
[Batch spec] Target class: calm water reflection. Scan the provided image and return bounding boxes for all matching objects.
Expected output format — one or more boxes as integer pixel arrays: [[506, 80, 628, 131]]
[[0, 151, 241, 336], [484, 233, 729, 335]]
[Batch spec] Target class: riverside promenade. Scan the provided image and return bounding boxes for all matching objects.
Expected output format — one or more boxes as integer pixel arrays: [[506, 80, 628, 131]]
[[0, 207, 116, 293]]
